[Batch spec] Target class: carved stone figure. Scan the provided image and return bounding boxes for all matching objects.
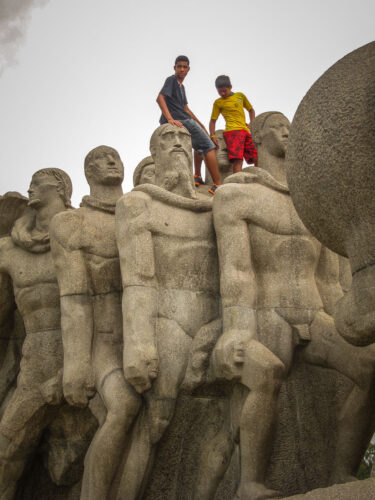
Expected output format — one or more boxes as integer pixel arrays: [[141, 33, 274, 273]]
[[133, 156, 155, 187], [50, 146, 140, 500], [212, 112, 375, 499], [0, 193, 27, 413], [116, 124, 225, 499], [286, 41, 375, 347], [0, 170, 95, 499]]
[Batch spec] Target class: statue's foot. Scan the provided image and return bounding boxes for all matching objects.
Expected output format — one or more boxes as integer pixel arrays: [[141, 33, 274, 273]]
[[234, 482, 281, 500]]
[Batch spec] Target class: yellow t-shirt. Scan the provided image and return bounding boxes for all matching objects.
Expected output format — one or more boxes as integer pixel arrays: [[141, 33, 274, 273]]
[[211, 92, 253, 132]]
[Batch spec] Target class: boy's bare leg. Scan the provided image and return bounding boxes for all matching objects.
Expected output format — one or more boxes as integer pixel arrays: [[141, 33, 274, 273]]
[[194, 151, 203, 177], [232, 159, 243, 173], [204, 149, 221, 185]]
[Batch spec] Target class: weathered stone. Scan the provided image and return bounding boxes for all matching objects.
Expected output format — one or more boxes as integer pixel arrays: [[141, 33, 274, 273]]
[[0, 170, 96, 499], [115, 124, 235, 499], [50, 146, 140, 500], [286, 41, 375, 347], [212, 112, 375, 499], [133, 156, 155, 187], [284, 477, 375, 499]]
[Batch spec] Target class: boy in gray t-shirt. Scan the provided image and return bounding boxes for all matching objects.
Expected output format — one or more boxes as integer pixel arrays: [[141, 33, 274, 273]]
[[157, 55, 221, 194]]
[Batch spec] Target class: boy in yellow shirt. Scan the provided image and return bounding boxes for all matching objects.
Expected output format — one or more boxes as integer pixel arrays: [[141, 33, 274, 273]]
[[209, 75, 257, 174]]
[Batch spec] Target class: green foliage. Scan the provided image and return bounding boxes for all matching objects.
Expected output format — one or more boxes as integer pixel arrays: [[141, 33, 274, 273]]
[[357, 443, 375, 480]]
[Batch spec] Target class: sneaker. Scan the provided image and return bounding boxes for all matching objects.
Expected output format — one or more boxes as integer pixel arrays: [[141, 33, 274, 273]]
[[194, 174, 205, 187], [208, 184, 218, 195]]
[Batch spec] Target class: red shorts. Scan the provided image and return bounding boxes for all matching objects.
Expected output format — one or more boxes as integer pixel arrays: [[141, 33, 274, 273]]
[[223, 129, 258, 164]]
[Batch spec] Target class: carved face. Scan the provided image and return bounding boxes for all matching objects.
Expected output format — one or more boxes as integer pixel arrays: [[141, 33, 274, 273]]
[[261, 114, 290, 158], [28, 173, 59, 208], [139, 163, 155, 185], [154, 125, 192, 174], [87, 147, 124, 186]]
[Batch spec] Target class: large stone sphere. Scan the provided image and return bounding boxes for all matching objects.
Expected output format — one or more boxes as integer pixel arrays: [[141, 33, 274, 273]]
[[286, 42, 375, 275]]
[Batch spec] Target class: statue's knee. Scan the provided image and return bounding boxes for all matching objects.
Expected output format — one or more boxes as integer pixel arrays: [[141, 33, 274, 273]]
[[107, 397, 140, 429], [251, 356, 285, 394]]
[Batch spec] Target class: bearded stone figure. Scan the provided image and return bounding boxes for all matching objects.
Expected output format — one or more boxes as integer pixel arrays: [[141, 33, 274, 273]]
[[115, 124, 239, 499]]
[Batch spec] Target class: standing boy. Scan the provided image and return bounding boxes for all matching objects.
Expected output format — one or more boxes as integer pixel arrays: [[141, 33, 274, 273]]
[[156, 55, 221, 194], [209, 75, 257, 173]]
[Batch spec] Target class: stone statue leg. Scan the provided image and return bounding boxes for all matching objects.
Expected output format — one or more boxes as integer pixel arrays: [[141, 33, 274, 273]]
[[236, 310, 293, 500], [301, 311, 375, 483], [0, 386, 52, 499], [81, 339, 141, 500], [116, 317, 192, 500], [193, 385, 246, 500], [331, 384, 375, 483]]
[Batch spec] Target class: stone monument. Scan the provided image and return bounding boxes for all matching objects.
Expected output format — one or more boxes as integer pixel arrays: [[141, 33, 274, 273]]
[[115, 124, 234, 499], [212, 112, 375, 498], [0, 170, 95, 499], [286, 41, 375, 348], [50, 147, 141, 500]]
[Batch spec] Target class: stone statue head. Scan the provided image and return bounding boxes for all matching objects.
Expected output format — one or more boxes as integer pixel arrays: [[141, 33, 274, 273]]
[[149, 124, 195, 198], [251, 112, 290, 158], [133, 156, 155, 187], [84, 146, 124, 187], [28, 168, 73, 209]]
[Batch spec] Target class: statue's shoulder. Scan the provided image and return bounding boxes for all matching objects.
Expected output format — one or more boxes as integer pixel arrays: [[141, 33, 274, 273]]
[[50, 208, 83, 248], [0, 236, 13, 268], [116, 190, 152, 219]]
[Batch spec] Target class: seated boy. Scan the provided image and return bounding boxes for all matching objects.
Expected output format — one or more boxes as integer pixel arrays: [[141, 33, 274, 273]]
[[156, 55, 221, 194], [209, 75, 257, 173]]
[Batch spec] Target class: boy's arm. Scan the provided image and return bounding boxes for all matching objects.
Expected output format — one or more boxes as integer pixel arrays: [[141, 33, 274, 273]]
[[183, 105, 209, 134], [156, 93, 183, 127], [242, 93, 255, 127], [248, 108, 255, 125], [209, 119, 219, 148]]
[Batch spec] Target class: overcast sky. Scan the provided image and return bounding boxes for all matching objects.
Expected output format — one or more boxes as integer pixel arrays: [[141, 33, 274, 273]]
[[0, 0, 374, 205]]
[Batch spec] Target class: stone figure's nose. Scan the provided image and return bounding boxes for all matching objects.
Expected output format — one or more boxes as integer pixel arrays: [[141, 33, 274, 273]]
[[281, 127, 289, 138], [107, 155, 116, 164]]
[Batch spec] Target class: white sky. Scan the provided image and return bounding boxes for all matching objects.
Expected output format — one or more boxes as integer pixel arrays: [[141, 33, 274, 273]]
[[0, 0, 374, 206]]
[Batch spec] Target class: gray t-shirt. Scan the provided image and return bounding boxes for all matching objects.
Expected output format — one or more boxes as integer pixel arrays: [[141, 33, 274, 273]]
[[159, 75, 190, 124]]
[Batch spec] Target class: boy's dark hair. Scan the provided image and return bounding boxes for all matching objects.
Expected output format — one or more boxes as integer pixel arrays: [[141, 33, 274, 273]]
[[175, 55, 189, 66], [215, 75, 232, 88]]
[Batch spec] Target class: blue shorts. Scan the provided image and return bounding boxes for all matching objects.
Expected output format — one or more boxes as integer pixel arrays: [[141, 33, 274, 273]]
[[180, 118, 215, 155]]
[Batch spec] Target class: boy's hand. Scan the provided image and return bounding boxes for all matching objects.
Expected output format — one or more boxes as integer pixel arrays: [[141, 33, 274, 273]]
[[168, 119, 183, 127], [211, 136, 219, 149]]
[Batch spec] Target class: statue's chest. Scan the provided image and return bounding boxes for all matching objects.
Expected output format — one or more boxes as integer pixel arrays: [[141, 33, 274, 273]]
[[254, 190, 309, 237], [80, 211, 117, 257], [10, 248, 55, 289]]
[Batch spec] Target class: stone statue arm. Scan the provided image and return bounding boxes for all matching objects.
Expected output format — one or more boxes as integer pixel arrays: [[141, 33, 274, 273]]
[[116, 192, 158, 394], [212, 186, 257, 380], [50, 213, 95, 407], [0, 264, 16, 366], [315, 245, 344, 316]]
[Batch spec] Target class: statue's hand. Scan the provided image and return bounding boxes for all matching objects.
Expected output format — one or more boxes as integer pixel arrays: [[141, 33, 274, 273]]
[[40, 369, 63, 405], [213, 329, 251, 380], [334, 286, 375, 346], [63, 365, 96, 408], [124, 344, 159, 394]]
